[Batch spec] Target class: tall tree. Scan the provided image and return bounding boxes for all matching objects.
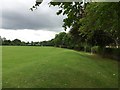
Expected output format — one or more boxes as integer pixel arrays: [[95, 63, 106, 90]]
[[80, 2, 119, 47], [54, 32, 66, 47], [32, 1, 119, 48]]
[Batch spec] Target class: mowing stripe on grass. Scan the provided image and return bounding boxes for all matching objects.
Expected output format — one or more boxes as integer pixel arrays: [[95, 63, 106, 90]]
[[2, 46, 118, 88]]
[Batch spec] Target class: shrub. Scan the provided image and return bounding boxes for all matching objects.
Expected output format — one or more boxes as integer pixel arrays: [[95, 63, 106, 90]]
[[91, 46, 104, 54], [104, 48, 120, 60], [74, 45, 84, 51], [85, 46, 91, 52], [91, 46, 98, 53], [91, 46, 120, 61]]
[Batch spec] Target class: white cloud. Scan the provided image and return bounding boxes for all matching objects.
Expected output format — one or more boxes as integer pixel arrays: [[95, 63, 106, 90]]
[[0, 29, 58, 42]]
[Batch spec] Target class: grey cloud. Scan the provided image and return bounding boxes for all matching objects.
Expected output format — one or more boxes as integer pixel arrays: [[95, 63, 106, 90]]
[[1, 3, 65, 32]]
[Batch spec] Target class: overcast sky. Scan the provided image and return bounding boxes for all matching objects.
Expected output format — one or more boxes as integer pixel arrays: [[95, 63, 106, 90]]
[[0, 0, 68, 42]]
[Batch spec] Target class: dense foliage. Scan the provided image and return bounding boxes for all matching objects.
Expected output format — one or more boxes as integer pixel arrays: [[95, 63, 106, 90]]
[[32, 1, 120, 60], [38, 2, 120, 48]]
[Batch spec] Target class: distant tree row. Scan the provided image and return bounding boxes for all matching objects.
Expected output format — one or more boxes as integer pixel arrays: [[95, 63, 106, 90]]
[[0, 36, 41, 46], [0, 37, 25, 46]]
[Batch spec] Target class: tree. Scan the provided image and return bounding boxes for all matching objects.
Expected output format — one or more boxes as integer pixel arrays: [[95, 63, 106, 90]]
[[54, 32, 66, 47], [62, 33, 73, 48], [80, 2, 119, 47], [2, 40, 11, 45], [33, 1, 85, 30], [32, 1, 120, 49], [12, 39, 22, 46], [0, 36, 2, 45]]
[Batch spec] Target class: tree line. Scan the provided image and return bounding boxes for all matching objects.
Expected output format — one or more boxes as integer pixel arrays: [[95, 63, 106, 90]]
[[34, 2, 120, 49], [32, 2, 120, 60], [0, 36, 41, 46]]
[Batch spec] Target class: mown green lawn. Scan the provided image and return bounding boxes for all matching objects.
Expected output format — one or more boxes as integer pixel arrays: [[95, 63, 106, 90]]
[[2, 46, 118, 88]]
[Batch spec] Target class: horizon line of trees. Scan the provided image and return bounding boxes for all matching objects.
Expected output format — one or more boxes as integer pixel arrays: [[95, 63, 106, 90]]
[[1, 31, 119, 49], [0, 36, 43, 46]]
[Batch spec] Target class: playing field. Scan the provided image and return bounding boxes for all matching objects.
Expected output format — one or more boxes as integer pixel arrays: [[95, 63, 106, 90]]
[[2, 46, 118, 88]]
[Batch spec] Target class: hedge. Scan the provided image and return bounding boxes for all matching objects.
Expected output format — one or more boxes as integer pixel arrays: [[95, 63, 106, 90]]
[[91, 46, 120, 61]]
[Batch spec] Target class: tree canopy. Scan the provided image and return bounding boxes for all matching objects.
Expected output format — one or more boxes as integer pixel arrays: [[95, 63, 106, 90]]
[[33, 1, 119, 47]]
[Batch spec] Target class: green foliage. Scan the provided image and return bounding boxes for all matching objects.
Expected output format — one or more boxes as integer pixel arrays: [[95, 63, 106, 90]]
[[2, 38, 26, 46], [31, 2, 120, 51], [40, 40, 54, 46], [62, 33, 72, 48], [87, 30, 113, 47], [54, 32, 66, 47], [91, 46, 100, 54], [85, 45, 91, 52], [50, 2, 84, 30], [32, 1, 120, 48], [12, 39, 22, 45], [91, 46, 120, 60], [49, 2, 119, 48], [102, 48, 120, 60], [80, 2, 119, 47]]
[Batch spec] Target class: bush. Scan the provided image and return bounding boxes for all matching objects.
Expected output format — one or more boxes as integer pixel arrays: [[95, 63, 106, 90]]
[[74, 45, 84, 51], [85, 46, 91, 52], [91, 46, 120, 61], [104, 48, 120, 60], [91, 46, 100, 54]]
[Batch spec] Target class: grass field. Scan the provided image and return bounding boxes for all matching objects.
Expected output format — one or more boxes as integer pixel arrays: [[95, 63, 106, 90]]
[[2, 46, 118, 88]]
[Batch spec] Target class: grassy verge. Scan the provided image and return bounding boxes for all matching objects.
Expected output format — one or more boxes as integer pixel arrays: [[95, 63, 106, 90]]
[[2, 46, 119, 88]]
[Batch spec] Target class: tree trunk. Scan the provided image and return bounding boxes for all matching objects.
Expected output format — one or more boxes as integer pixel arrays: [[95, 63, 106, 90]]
[[115, 39, 119, 48]]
